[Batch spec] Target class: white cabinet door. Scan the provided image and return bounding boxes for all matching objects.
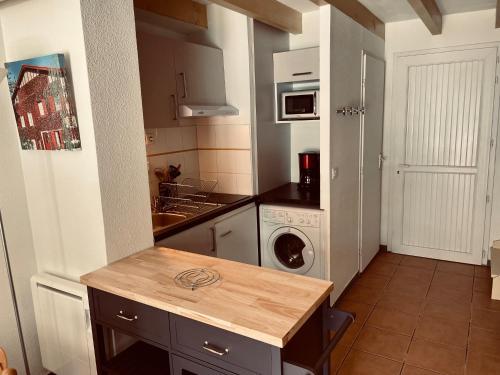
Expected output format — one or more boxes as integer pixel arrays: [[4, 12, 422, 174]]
[[174, 42, 227, 106], [214, 205, 259, 266], [137, 31, 179, 128], [155, 220, 215, 257], [273, 47, 319, 83]]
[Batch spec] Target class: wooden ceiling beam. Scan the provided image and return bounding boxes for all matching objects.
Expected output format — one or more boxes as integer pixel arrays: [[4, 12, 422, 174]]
[[309, 0, 385, 40], [496, 0, 500, 28], [407, 0, 442, 35], [134, 0, 208, 29], [209, 0, 302, 34]]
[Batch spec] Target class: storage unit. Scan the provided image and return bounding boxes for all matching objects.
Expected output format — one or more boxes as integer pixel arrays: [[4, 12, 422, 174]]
[[492, 241, 500, 300]]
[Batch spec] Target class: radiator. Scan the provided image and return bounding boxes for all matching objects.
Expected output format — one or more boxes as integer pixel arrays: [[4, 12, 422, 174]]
[[31, 273, 96, 375]]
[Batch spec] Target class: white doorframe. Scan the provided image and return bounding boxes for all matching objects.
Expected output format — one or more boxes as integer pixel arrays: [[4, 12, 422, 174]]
[[387, 43, 500, 265]]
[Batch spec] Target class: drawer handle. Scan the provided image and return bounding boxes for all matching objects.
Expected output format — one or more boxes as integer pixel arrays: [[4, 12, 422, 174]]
[[292, 71, 312, 76], [219, 230, 232, 238], [116, 310, 138, 322], [203, 341, 229, 356]]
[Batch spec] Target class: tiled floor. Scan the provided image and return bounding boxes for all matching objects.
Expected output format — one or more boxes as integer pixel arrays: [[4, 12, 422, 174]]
[[331, 251, 500, 375]]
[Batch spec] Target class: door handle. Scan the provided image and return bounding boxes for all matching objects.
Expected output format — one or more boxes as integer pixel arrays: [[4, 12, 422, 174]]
[[220, 230, 232, 238], [209, 227, 216, 253], [116, 310, 138, 322], [292, 71, 312, 76], [202, 341, 229, 356], [171, 94, 178, 120], [180, 72, 188, 99], [378, 153, 386, 169]]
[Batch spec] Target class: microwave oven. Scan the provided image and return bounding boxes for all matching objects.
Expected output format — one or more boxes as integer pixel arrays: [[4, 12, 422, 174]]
[[281, 90, 320, 120]]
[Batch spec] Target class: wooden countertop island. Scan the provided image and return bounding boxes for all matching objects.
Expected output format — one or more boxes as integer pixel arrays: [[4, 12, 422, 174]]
[[81, 247, 333, 348]]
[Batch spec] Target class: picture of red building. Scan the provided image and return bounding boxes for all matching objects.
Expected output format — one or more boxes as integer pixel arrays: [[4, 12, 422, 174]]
[[6, 54, 81, 151]]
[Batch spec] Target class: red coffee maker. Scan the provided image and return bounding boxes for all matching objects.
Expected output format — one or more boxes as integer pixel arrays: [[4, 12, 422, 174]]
[[298, 152, 320, 190]]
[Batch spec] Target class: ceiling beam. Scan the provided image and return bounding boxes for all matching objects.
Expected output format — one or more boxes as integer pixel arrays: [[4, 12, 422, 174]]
[[407, 0, 442, 35], [310, 0, 385, 40], [209, 0, 302, 34], [496, 0, 500, 28], [134, 0, 208, 29]]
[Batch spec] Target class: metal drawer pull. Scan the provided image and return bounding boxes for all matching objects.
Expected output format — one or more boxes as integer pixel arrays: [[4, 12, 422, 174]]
[[202, 341, 229, 356], [220, 230, 233, 238], [292, 72, 312, 76], [116, 310, 138, 322]]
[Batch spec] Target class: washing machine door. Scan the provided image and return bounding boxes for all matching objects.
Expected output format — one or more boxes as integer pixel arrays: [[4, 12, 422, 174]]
[[267, 227, 315, 275]]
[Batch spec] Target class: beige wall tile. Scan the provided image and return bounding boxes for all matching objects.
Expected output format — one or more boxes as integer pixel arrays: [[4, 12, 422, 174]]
[[197, 125, 216, 148], [199, 150, 218, 173]]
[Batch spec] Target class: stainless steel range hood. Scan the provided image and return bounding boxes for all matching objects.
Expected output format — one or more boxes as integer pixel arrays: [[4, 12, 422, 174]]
[[179, 104, 239, 118]]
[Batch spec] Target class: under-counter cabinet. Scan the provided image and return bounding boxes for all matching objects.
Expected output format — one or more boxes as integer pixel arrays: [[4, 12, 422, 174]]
[[136, 29, 227, 127], [82, 248, 353, 375], [156, 204, 259, 265]]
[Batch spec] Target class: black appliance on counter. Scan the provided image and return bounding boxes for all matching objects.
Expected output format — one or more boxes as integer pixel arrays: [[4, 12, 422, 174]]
[[298, 152, 320, 191]]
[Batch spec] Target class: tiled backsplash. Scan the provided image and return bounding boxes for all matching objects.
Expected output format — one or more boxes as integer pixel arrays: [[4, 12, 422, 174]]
[[146, 124, 253, 196]]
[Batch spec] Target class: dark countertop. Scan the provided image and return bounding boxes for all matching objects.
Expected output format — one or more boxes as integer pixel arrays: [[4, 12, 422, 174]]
[[258, 183, 320, 208], [153, 193, 256, 242]]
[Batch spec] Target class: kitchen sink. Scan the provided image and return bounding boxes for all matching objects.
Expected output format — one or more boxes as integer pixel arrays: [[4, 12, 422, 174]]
[[152, 213, 188, 229]]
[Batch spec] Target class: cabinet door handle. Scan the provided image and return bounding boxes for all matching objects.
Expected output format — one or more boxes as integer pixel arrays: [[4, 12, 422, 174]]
[[220, 230, 232, 238], [203, 341, 229, 356], [209, 227, 216, 253], [292, 71, 312, 76], [116, 310, 138, 322], [180, 72, 188, 99], [171, 94, 178, 120]]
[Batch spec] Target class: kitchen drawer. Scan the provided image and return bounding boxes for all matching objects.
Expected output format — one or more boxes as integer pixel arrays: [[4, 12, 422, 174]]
[[170, 315, 269, 375], [92, 289, 170, 348], [172, 354, 232, 375]]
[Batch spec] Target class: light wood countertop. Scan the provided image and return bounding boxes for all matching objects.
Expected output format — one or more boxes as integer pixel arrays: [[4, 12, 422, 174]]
[[80, 247, 333, 348]]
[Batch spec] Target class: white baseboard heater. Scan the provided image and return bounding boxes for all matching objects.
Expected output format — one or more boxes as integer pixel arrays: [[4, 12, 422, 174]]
[[31, 273, 96, 375]]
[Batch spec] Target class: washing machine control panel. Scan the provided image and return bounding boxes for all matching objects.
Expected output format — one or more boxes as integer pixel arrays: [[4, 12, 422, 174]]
[[262, 208, 320, 228]]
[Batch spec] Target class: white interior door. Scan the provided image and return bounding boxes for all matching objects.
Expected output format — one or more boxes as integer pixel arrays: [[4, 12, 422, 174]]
[[359, 52, 385, 271], [390, 47, 498, 264]]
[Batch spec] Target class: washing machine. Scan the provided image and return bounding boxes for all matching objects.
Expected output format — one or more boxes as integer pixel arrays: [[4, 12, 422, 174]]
[[259, 204, 324, 279]]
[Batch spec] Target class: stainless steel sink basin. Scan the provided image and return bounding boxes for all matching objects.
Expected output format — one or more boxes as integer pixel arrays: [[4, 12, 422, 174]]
[[152, 213, 188, 229]]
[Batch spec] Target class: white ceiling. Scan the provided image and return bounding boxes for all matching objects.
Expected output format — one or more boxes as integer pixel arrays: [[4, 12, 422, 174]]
[[277, 0, 497, 23]]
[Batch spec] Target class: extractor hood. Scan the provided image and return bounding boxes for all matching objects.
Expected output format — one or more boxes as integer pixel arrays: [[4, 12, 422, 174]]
[[179, 104, 239, 118]]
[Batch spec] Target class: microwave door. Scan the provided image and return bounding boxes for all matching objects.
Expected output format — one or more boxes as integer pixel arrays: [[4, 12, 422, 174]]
[[282, 91, 319, 119]]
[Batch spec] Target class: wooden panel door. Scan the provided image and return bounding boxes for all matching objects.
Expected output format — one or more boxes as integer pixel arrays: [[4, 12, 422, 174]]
[[174, 42, 227, 106], [136, 31, 179, 128], [359, 52, 385, 271], [390, 47, 498, 264]]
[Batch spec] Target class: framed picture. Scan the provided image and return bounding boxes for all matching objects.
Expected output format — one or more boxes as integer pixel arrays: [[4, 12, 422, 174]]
[[5, 54, 81, 151]]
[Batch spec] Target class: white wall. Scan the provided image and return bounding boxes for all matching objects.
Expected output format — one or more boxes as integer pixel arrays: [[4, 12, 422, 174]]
[[80, 0, 154, 262], [0, 0, 108, 278], [0, 18, 42, 375], [382, 9, 500, 255]]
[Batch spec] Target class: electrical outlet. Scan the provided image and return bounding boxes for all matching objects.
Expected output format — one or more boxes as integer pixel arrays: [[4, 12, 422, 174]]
[[144, 131, 155, 145]]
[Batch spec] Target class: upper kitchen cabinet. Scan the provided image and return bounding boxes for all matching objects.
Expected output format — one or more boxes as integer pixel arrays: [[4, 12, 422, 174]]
[[174, 41, 227, 106], [137, 31, 179, 128], [273, 47, 319, 83]]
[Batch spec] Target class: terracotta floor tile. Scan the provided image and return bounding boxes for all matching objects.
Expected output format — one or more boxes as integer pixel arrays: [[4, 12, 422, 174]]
[[471, 308, 500, 331], [406, 338, 466, 375], [336, 300, 374, 325], [338, 349, 403, 375], [468, 326, 500, 359], [353, 326, 411, 361], [437, 261, 475, 277], [427, 284, 472, 304], [466, 351, 500, 375], [414, 315, 469, 348], [378, 291, 424, 316], [387, 275, 430, 299], [431, 271, 474, 295], [471, 291, 500, 312], [342, 284, 383, 305], [337, 322, 363, 347], [367, 306, 418, 335], [474, 265, 491, 279], [376, 252, 405, 265], [364, 259, 398, 277], [422, 299, 471, 323], [401, 256, 438, 270], [473, 277, 492, 293], [395, 265, 434, 283], [330, 345, 350, 374], [355, 273, 390, 290], [402, 365, 442, 375]]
